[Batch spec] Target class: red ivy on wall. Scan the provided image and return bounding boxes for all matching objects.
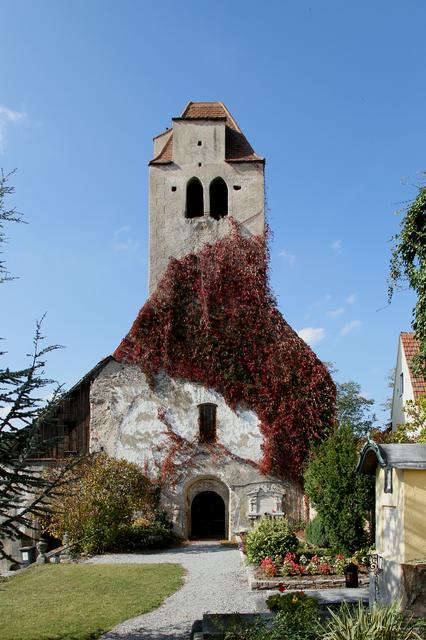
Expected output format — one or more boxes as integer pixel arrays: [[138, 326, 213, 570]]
[[114, 220, 335, 480]]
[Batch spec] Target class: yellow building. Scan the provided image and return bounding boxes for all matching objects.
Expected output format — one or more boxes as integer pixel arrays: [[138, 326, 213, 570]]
[[357, 441, 426, 612]]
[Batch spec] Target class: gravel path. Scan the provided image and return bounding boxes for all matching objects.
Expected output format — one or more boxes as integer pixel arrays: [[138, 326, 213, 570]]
[[88, 542, 266, 640]]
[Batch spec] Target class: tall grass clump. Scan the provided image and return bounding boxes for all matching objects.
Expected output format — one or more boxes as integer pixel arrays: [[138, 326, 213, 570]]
[[320, 601, 425, 640]]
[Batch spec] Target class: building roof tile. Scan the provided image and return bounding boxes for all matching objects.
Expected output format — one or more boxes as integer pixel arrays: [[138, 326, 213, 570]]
[[401, 332, 426, 400], [150, 101, 263, 165]]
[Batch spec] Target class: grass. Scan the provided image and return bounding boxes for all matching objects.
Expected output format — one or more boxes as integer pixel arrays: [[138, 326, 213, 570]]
[[0, 562, 185, 640]]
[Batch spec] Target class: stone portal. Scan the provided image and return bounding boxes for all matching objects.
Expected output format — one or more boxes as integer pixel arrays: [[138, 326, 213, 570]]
[[191, 491, 225, 539], [185, 476, 229, 539]]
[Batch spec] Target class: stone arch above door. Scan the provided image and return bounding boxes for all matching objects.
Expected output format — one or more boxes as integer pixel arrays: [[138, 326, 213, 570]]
[[184, 476, 230, 539]]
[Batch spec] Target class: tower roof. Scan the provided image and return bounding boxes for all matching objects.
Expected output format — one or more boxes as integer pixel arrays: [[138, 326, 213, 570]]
[[150, 101, 264, 165]]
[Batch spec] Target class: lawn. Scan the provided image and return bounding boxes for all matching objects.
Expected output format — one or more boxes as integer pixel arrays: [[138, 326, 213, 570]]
[[0, 562, 185, 640]]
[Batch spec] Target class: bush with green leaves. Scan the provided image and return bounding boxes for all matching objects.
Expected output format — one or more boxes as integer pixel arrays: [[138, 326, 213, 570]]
[[320, 600, 426, 639], [245, 516, 298, 565], [305, 514, 330, 547], [43, 453, 158, 553], [266, 591, 319, 615], [115, 520, 175, 551], [304, 424, 374, 553], [222, 605, 320, 640]]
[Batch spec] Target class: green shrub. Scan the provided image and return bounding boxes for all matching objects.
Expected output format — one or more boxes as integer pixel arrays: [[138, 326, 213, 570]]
[[43, 454, 157, 554], [245, 516, 297, 565], [115, 520, 175, 551], [266, 591, 319, 615], [304, 424, 374, 553], [305, 515, 330, 547], [222, 606, 320, 640], [320, 601, 426, 639], [297, 546, 333, 560]]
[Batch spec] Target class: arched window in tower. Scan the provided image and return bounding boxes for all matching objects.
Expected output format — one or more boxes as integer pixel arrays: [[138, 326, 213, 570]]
[[186, 178, 204, 219], [209, 178, 228, 221], [198, 403, 217, 443]]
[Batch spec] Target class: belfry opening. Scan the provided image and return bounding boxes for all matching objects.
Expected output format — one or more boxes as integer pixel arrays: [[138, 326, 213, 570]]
[[209, 177, 228, 220]]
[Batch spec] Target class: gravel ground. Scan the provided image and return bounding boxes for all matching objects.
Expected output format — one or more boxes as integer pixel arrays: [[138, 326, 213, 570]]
[[88, 541, 266, 640], [87, 542, 368, 640]]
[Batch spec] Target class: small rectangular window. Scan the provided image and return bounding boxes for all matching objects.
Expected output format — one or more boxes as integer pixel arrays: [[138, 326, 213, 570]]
[[384, 467, 393, 493], [399, 372, 404, 397], [198, 403, 217, 443]]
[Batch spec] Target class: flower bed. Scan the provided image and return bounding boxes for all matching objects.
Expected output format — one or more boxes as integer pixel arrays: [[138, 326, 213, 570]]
[[243, 547, 369, 591], [259, 552, 348, 578]]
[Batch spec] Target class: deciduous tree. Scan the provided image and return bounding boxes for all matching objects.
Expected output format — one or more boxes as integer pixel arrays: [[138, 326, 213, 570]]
[[389, 178, 426, 377]]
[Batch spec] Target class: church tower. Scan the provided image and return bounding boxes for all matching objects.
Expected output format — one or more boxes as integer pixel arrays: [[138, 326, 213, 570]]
[[148, 102, 265, 293], [87, 101, 335, 540]]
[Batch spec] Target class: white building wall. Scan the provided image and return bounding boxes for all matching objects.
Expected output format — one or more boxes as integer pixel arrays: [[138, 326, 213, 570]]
[[89, 360, 304, 537], [90, 360, 263, 466], [391, 336, 415, 431]]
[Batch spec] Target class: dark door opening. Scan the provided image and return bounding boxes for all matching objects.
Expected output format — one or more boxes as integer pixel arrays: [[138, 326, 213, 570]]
[[191, 491, 225, 539]]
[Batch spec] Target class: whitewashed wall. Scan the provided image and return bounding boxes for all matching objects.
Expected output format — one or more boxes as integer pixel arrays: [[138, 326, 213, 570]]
[[391, 336, 415, 431], [90, 360, 304, 537]]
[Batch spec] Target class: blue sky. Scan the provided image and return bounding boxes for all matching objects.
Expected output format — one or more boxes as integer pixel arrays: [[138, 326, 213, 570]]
[[1, 0, 425, 425]]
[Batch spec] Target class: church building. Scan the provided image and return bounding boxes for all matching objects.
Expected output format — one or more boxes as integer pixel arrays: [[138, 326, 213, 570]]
[[40, 102, 335, 540]]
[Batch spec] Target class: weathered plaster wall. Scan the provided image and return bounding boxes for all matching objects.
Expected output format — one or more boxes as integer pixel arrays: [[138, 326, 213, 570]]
[[90, 360, 303, 537], [148, 120, 264, 294], [90, 360, 263, 465]]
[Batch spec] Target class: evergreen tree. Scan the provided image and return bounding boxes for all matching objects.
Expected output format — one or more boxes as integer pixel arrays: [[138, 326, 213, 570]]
[[0, 171, 76, 563], [304, 424, 374, 553]]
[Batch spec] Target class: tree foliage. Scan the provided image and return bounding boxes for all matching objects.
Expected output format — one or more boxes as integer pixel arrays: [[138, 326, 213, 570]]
[[43, 454, 155, 553], [326, 363, 376, 437], [391, 394, 426, 443], [0, 170, 76, 564], [114, 220, 335, 479], [389, 179, 426, 377], [336, 380, 376, 438], [304, 424, 374, 553], [0, 170, 24, 283]]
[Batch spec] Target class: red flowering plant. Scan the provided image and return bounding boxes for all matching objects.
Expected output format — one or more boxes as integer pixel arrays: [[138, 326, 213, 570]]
[[260, 556, 278, 577], [281, 552, 301, 576], [319, 562, 331, 575], [114, 220, 335, 481], [260, 551, 350, 579]]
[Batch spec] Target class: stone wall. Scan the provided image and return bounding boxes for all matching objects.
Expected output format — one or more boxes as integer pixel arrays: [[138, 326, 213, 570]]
[[400, 562, 426, 616], [90, 360, 304, 538], [148, 119, 264, 294]]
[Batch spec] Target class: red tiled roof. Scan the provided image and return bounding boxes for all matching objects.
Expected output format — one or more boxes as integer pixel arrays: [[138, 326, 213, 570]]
[[401, 332, 426, 400], [152, 134, 173, 164], [180, 101, 240, 131], [150, 102, 263, 165]]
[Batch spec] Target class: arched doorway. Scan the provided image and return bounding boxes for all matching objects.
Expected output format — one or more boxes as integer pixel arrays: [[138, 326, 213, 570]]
[[191, 491, 225, 539]]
